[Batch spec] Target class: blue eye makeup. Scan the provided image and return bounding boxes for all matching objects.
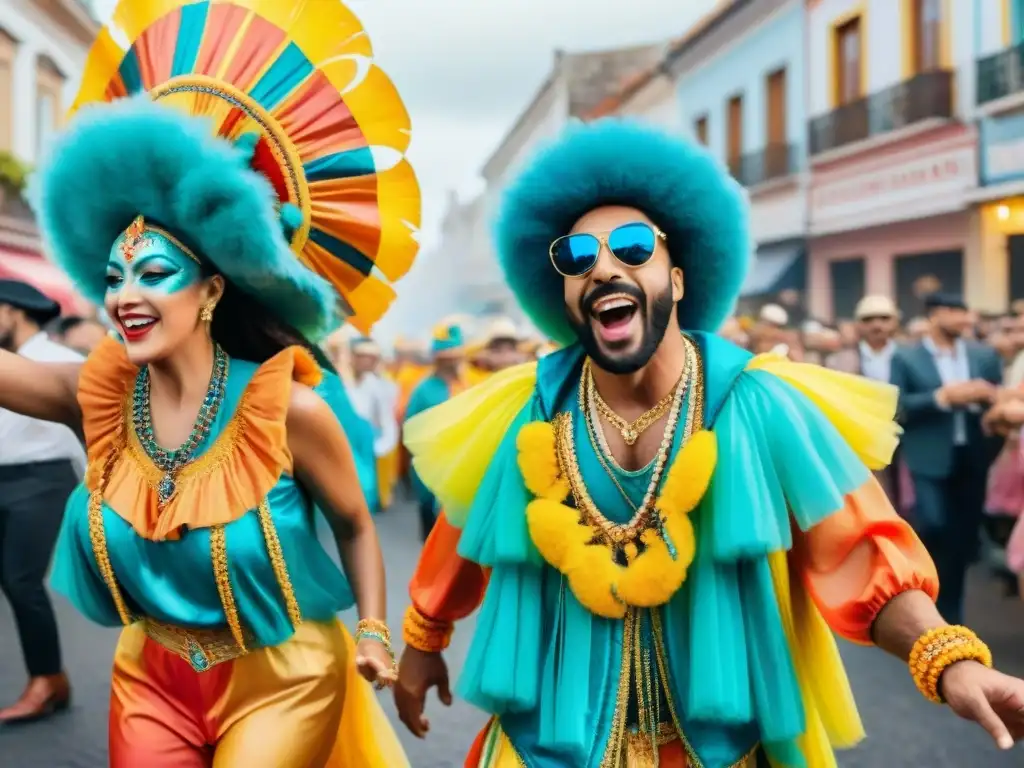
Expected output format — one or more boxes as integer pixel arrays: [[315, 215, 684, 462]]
[[106, 230, 203, 296]]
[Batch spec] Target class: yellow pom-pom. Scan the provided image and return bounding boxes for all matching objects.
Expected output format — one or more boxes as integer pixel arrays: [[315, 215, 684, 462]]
[[565, 544, 626, 619], [516, 421, 567, 500], [661, 511, 697, 570], [615, 538, 679, 608], [526, 499, 585, 568], [658, 429, 717, 516]]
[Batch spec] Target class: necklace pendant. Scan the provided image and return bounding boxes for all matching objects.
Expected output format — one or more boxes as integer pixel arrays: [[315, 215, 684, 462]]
[[622, 427, 639, 445], [158, 473, 176, 505]]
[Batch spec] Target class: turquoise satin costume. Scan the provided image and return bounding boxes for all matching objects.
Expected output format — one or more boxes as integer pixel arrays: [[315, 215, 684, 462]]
[[445, 333, 873, 767], [52, 347, 355, 649]]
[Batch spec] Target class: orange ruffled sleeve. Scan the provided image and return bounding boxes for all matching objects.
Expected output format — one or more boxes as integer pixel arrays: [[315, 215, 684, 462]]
[[791, 476, 939, 645], [409, 510, 489, 623], [78, 337, 322, 541]]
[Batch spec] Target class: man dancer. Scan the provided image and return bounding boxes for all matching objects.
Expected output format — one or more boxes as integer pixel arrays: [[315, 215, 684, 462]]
[[890, 293, 1003, 625], [404, 323, 467, 541], [396, 121, 1024, 766], [349, 337, 401, 510], [0, 280, 83, 723]]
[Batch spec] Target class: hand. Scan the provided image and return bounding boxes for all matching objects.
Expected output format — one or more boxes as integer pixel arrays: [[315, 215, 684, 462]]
[[941, 381, 995, 407], [393, 646, 452, 738], [355, 637, 397, 690], [941, 661, 1024, 749], [967, 380, 999, 405], [983, 399, 1024, 435]]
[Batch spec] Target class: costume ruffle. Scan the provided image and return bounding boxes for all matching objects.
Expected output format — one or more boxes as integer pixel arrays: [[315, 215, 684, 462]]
[[404, 361, 537, 527], [78, 337, 323, 541]]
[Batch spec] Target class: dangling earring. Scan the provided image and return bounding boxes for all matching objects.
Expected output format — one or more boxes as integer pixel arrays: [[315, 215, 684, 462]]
[[200, 302, 216, 324]]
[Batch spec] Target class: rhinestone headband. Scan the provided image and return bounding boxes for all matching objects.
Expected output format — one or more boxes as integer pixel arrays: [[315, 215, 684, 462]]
[[119, 215, 201, 265]]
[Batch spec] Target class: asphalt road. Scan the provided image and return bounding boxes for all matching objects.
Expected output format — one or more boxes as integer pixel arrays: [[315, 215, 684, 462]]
[[2, 495, 1023, 768]]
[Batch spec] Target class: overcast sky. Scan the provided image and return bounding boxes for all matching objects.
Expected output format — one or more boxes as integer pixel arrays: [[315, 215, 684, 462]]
[[92, 0, 716, 334]]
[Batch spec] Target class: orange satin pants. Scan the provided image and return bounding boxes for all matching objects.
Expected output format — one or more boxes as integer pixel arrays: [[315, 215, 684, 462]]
[[109, 620, 406, 768]]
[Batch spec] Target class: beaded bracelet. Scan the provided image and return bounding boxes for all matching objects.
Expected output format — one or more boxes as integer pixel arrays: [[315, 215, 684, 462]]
[[908, 625, 993, 704], [402, 605, 454, 653]]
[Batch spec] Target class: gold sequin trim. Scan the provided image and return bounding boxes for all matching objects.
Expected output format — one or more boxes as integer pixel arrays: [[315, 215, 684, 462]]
[[601, 607, 637, 768], [210, 524, 248, 653], [87, 485, 133, 625], [256, 499, 302, 628]]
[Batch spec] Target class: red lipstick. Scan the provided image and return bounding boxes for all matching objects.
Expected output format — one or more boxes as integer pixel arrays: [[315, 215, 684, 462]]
[[119, 313, 158, 342]]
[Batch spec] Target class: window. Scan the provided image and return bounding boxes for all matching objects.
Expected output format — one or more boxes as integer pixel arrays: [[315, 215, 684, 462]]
[[834, 15, 863, 105], [910, 0, 942, 73], [694, 115, 708, 145], [766, 68, 787, 146], [0, 29, 15, 153], [36, 56, 65, 157], [727, 94, 743, 172]]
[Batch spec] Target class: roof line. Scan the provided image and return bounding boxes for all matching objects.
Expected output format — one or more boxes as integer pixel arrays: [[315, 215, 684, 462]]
[[582, 0, 746, 119]]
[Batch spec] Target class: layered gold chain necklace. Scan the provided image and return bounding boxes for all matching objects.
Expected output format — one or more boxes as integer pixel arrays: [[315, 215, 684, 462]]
[[589, 363, 678, 446]]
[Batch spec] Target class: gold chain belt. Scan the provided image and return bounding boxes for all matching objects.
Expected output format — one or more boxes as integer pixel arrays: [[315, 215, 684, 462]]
[[142, 619, 249, 673]]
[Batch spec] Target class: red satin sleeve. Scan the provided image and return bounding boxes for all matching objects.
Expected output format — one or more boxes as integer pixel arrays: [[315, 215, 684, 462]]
[[409, 510, 489, 623], [791, 476, 939, 645]]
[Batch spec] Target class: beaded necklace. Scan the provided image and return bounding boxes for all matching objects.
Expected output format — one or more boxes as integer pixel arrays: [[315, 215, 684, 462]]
[[132, 345, 229, 505]]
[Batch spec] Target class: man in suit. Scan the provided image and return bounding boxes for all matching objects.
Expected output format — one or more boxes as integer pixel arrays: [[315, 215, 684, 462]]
[[890, 293, 1002, 624]]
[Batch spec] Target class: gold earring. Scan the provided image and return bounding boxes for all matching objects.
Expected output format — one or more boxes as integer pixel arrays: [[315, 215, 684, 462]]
[[200, 303, 215, 323]]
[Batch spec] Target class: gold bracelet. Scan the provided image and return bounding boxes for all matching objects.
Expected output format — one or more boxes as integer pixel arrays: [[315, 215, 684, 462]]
[[355, 618, 392, 646], [402, 605, 454, 653], [908, 625, 993, 704]]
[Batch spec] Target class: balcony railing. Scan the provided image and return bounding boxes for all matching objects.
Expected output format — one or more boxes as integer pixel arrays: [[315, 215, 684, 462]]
[[731, 143, 799, 187], [977, 42, 1024, 106], [808, 70, 954, 156]]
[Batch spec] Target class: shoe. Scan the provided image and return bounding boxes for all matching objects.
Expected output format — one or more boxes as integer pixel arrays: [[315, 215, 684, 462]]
[[0, 673, 71, 725]]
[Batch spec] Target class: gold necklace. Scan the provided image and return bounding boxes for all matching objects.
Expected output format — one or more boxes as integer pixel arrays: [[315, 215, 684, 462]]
[[581, 339, 694, 512], [590, 366, 677, 445]]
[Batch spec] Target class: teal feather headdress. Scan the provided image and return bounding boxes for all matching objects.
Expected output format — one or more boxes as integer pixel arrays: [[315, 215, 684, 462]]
[[494, 119, 751, 346]]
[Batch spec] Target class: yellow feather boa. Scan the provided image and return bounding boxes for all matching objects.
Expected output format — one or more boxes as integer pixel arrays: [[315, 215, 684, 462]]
[[518, 421, 717, 618]]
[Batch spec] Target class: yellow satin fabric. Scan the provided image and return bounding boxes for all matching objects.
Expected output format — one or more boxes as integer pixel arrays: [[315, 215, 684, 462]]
[[110, 620, 408, 768]]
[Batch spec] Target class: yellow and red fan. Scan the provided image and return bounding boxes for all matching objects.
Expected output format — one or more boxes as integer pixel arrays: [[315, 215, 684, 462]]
[[75, 0, 421, 334]]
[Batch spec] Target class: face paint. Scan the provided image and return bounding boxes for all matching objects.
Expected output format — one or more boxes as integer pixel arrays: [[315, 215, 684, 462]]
[[105, 231, 204, 297]]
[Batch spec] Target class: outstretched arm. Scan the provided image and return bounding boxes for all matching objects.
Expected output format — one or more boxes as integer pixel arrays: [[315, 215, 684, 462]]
[[0, 349, 81, 427], [287, 383, 394, 687], [795, 478, 1024, 749]]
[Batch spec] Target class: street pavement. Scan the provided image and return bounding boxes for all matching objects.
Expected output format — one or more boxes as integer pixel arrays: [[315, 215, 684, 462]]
[[1, 494, 1024, 767]]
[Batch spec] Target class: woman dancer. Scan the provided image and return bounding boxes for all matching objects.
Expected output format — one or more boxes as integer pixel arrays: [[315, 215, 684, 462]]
[[0, 0, 420, 765]]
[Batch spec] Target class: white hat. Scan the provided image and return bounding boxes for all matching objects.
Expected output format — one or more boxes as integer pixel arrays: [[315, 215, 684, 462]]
[[485, 317, 520, 343], [854, 295, 898, 320], [759, 303, 789, 326], [351, 338, 381, 357]]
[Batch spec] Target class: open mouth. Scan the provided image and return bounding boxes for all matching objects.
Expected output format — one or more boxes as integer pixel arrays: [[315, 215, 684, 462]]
[[591, 295, 639, 342], [119, 313, 159, 341]]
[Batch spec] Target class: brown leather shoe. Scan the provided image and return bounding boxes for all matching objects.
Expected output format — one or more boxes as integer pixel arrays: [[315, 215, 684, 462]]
[[0, 674, 71, 725]]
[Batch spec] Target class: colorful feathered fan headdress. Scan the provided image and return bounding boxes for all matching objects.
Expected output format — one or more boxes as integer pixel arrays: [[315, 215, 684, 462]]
[[35, 0, 420, 338]]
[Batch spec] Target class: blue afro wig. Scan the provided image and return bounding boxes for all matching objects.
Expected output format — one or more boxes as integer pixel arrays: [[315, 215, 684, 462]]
[[31, 97, 339, 341], [494, 119, 751, 346]]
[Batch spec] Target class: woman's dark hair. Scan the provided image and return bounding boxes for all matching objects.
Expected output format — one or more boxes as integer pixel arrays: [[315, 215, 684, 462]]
[[209, 278, 336, 374]]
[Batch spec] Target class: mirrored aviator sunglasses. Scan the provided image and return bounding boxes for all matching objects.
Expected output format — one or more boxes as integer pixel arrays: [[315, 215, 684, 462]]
[[549, 221, 666, 278]]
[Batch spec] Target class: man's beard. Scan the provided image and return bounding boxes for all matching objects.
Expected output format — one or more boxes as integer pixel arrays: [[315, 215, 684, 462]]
[[0, 328, 13, 352], [568, 282, 675, 375]]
